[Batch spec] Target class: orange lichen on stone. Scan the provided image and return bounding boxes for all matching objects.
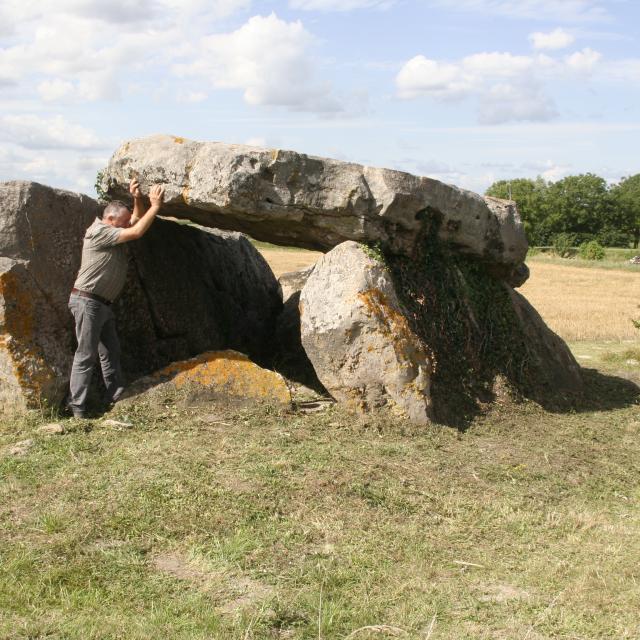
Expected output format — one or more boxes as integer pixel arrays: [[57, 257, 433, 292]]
[[173, 136, 185, 144], [0, 268, 57, 408], [153, 350, 291, 404], [357, 288, 433, 369]]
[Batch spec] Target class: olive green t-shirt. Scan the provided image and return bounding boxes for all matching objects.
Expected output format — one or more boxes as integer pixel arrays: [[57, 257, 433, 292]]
[[73, 218, 127, 302]]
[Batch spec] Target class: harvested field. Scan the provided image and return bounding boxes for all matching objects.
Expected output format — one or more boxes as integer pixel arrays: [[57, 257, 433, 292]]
[[521, 260, 640, 342], [257, 246, 322, 279]]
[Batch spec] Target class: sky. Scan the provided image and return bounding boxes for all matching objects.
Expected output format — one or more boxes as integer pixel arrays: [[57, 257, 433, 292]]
[[1, 0, 638, 197]]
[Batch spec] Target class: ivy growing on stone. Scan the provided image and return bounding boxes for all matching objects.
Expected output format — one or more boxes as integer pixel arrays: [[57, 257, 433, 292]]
[[386, 220, 532, 426]]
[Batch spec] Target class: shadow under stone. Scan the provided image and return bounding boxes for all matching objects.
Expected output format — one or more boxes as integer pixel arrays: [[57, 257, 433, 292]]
[[272, 291, 327, 395]]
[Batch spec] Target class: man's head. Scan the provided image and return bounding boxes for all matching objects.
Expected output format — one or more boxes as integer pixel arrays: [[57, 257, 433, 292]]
[[103, 200, 132, 228]]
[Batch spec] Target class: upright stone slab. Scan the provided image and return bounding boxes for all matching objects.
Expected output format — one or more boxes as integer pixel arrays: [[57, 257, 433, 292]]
[[0, 181, 282, 412], [300, 242, 434, 423], [300, 240, 583, 425], [0, 182, 98, 411], [102, 134, 528, 282], [116, 221, 282, 378]]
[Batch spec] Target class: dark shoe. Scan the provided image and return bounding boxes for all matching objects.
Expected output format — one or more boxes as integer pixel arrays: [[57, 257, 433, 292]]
[[65, 403, 86, 419], [104, 386, 125, 406], [111, 386, 126, 403]]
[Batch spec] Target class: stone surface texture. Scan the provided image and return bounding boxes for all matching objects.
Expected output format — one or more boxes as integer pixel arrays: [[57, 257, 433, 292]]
[[278, 265, 315, 304], [102, 135, 528, 278], [118, 220, 282, 378], [123, 350, 292, 405], [507, 288, 584, 395], [300, 242, 434, 423], [0, 181, 282, 412]]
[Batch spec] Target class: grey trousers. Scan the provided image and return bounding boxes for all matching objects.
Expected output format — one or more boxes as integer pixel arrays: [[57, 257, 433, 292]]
[[68, 293, 124, 412]]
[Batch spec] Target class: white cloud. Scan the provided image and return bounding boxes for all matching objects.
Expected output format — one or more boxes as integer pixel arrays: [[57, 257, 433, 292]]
[[0, 0, 249, 26], [36, 73, 121, 102], [565, 47, 602, 73], [177, 90, 208, 103], [0, 0, 249, 100], [478, 83, 557, 125], [430, 0, 610, 23], [462, 52, 538, 77], [173, 13, 342, 112], [245, 137, 268, 147], [529, 28, 575, 50], [521, 159, 571, 181], [0, 114, 105, 150], [161, 0, 251, 19], [396, 56, 475, 100], [289, 0, 392, 10], [37, 79, 75, 101], [395, 44, 626, 123]]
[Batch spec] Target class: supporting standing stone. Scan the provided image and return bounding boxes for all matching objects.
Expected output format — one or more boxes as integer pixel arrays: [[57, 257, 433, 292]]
[[300, 242, 434, 423], [300, 240, 583, 425]]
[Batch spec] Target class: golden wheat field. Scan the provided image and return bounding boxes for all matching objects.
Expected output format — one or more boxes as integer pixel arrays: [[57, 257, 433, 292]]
[[258, 247, 640, 343], [521, 261, 639, 341]]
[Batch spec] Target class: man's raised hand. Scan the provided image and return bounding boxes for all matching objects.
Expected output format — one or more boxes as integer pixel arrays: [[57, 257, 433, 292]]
[[129, 177, 142, 199], [149, 184, 165, 207]]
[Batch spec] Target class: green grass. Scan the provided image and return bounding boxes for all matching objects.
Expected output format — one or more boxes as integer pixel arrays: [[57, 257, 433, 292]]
[[1, 363, 639, 639], [528, 247, 639, 271], [570, 340, 640, 372]]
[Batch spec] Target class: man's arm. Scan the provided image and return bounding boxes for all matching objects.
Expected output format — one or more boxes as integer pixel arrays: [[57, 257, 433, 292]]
[[117, 184, 165, 244], [129, 178, 145, 225]]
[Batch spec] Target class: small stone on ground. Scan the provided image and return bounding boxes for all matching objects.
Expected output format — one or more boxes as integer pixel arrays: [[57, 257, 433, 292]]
[[102, 419, 134, 429], [37, 423, 65, 435], [7, 439, 34, 456]]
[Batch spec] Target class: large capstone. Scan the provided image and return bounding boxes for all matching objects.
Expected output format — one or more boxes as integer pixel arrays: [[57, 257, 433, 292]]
[[0, 181, 282, 412], [300, 240, 583, 426], [102, 134, 528, 282]]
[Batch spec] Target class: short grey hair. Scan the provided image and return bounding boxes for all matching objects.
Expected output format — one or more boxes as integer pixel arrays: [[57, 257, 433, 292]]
[[103, 200, 130, 220]]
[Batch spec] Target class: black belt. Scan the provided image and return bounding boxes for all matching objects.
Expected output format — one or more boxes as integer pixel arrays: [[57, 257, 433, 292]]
[[71, 288, 112, 306]]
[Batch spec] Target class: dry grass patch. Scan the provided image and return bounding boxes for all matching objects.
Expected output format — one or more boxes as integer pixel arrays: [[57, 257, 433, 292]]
[[257, 246, 322, 278]]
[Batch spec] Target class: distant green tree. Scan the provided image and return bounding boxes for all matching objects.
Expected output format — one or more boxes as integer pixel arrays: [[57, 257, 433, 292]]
[[611, 174, 640, 248], [543, 173, 615, 245], [485, 177, 549, 245]]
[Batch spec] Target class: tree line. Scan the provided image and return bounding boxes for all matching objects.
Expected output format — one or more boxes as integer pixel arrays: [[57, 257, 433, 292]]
[[485, 173, 640, 248]]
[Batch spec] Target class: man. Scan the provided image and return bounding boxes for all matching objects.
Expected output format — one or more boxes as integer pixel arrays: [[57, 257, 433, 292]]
[[67, 179, 165, 418]]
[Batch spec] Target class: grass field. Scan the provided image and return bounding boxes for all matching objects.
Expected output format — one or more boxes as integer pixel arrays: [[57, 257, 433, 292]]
[[1, 247, 638, 639]]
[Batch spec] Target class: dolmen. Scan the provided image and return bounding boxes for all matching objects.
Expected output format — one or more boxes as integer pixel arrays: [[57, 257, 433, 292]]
[[0, 134, 582, 424]]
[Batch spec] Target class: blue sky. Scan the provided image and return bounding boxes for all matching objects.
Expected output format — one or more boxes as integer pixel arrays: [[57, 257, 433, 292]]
[[1, 0, 638, 196]]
